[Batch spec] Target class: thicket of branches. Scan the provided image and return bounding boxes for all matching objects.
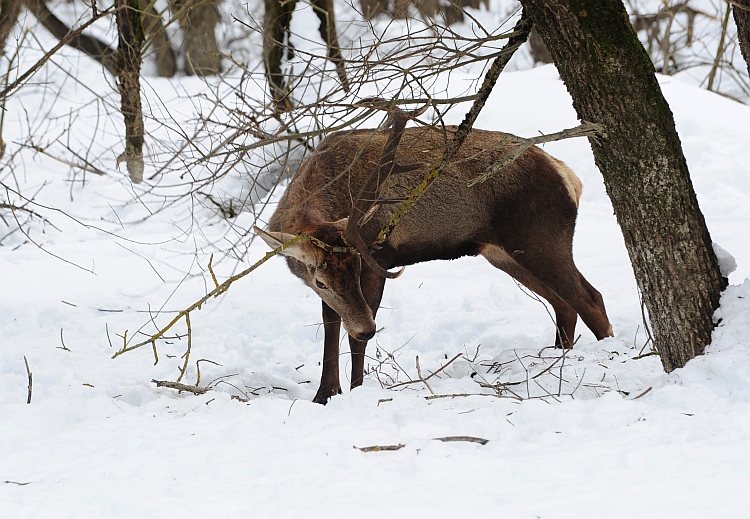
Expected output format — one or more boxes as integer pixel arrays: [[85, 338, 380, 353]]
[[0, 0, 748, 384], [2, 1, 748, 234]]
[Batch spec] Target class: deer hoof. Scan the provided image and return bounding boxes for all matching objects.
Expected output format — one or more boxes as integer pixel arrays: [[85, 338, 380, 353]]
[[312, 385, 342, 405]]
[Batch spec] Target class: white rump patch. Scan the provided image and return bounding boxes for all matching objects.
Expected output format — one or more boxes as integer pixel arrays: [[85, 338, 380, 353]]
[[552, 158, 583, 207]]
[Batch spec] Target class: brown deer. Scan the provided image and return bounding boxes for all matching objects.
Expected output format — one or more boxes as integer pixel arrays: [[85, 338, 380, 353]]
[[256, 112, 613, 404]]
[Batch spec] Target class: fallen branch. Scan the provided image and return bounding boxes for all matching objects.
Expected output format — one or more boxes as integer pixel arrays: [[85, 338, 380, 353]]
[[354, 444, 405, 452], [425, 392, 519, 401], [434, 436, 489, 445], [151, 379, 210, 395]]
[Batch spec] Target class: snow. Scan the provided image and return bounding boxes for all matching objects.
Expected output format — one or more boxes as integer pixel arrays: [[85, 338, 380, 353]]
[[2, 3, 750, 518]]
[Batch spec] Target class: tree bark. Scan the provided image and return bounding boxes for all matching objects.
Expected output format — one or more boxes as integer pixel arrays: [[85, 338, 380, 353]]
[[116, 0, 146, 183], [519, 0, 727, 372], [733, 0, 750, 76]]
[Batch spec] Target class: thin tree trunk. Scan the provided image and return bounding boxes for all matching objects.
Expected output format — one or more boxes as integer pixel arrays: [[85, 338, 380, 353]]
[[520, 0, 727, 372], [116, 0, 145, 184], [733, 0, 750, 76], [25, 0, 119, 75]]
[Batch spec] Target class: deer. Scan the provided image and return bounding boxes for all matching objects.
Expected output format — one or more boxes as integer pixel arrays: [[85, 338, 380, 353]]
[[256, 108, 614, 404]]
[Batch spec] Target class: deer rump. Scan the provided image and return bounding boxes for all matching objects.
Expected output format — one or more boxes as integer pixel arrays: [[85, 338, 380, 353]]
[[260, 125, 613, 404]]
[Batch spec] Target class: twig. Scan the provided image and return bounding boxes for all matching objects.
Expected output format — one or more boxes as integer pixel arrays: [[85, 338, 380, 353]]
[[386, 352, 463, 390], [425, 392, 520, 401], [195, 359, 221, 388], [633, 386, 653, 399], [151, 379, 209, 395], [57, 328, 71, 351], [24, 356, 32, 404], [415, 355, 435, 395]]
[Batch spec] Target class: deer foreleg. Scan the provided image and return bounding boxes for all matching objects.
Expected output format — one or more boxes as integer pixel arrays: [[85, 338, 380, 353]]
[[349, 270, 387, 390], [314, 301, 343, 404]]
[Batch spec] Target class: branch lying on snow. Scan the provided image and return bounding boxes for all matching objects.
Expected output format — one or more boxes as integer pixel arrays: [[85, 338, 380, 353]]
[[355, 444, 406, 452], [355, 436, 489, 452], [434, 436, 489, 445], [152, 379, 209, 395]]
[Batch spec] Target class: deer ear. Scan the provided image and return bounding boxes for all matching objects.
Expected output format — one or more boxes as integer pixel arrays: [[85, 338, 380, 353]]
[[254, 226, 317, 265]]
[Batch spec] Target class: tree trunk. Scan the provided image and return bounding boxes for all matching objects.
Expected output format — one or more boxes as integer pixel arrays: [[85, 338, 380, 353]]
[[173, 0, 222, 76], [116, 0, 146, 184], [519, 0, 727, 372], [733, 0, 750, 76]]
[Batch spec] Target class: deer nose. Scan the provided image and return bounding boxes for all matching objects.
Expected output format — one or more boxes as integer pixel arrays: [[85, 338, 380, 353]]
[[355, 329, 376, 342]]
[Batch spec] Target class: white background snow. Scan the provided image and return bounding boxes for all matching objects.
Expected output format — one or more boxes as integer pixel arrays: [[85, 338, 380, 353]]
[[2, 1, 750, 517]]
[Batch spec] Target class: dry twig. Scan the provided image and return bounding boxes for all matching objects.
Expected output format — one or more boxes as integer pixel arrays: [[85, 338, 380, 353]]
[[23, 356, 32, 404]]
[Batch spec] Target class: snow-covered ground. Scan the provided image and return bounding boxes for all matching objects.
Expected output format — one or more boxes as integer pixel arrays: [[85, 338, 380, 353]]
[[2, 3, 750, 518]]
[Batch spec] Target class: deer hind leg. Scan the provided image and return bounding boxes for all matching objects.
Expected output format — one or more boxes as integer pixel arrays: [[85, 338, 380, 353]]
[[481, 244, 579, 348], [480, 244, 613, 347], [349, 271, 387, 390], [509, 240, 613, 343]]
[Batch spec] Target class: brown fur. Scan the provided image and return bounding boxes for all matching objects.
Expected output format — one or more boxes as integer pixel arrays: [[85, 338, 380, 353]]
[[261, 125, 613, 404]]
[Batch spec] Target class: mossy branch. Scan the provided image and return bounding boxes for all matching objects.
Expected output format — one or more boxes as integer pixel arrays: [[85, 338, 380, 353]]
[[375, 11, 532, 246], [112, 234, 309, 361], [112, 232, 342, 379]]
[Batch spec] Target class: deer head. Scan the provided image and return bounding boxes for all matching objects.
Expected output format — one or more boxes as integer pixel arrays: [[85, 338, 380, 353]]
[[255, 222, 378, 341]]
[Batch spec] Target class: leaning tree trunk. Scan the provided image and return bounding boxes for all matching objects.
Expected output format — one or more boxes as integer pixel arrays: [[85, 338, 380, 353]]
[[519, 0, 727, 372], [733, 0, 750, 76], [25, 0, 119, 75]]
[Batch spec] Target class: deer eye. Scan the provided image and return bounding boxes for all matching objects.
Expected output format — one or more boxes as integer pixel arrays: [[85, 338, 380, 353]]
[[315, 279, 327, 290]]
